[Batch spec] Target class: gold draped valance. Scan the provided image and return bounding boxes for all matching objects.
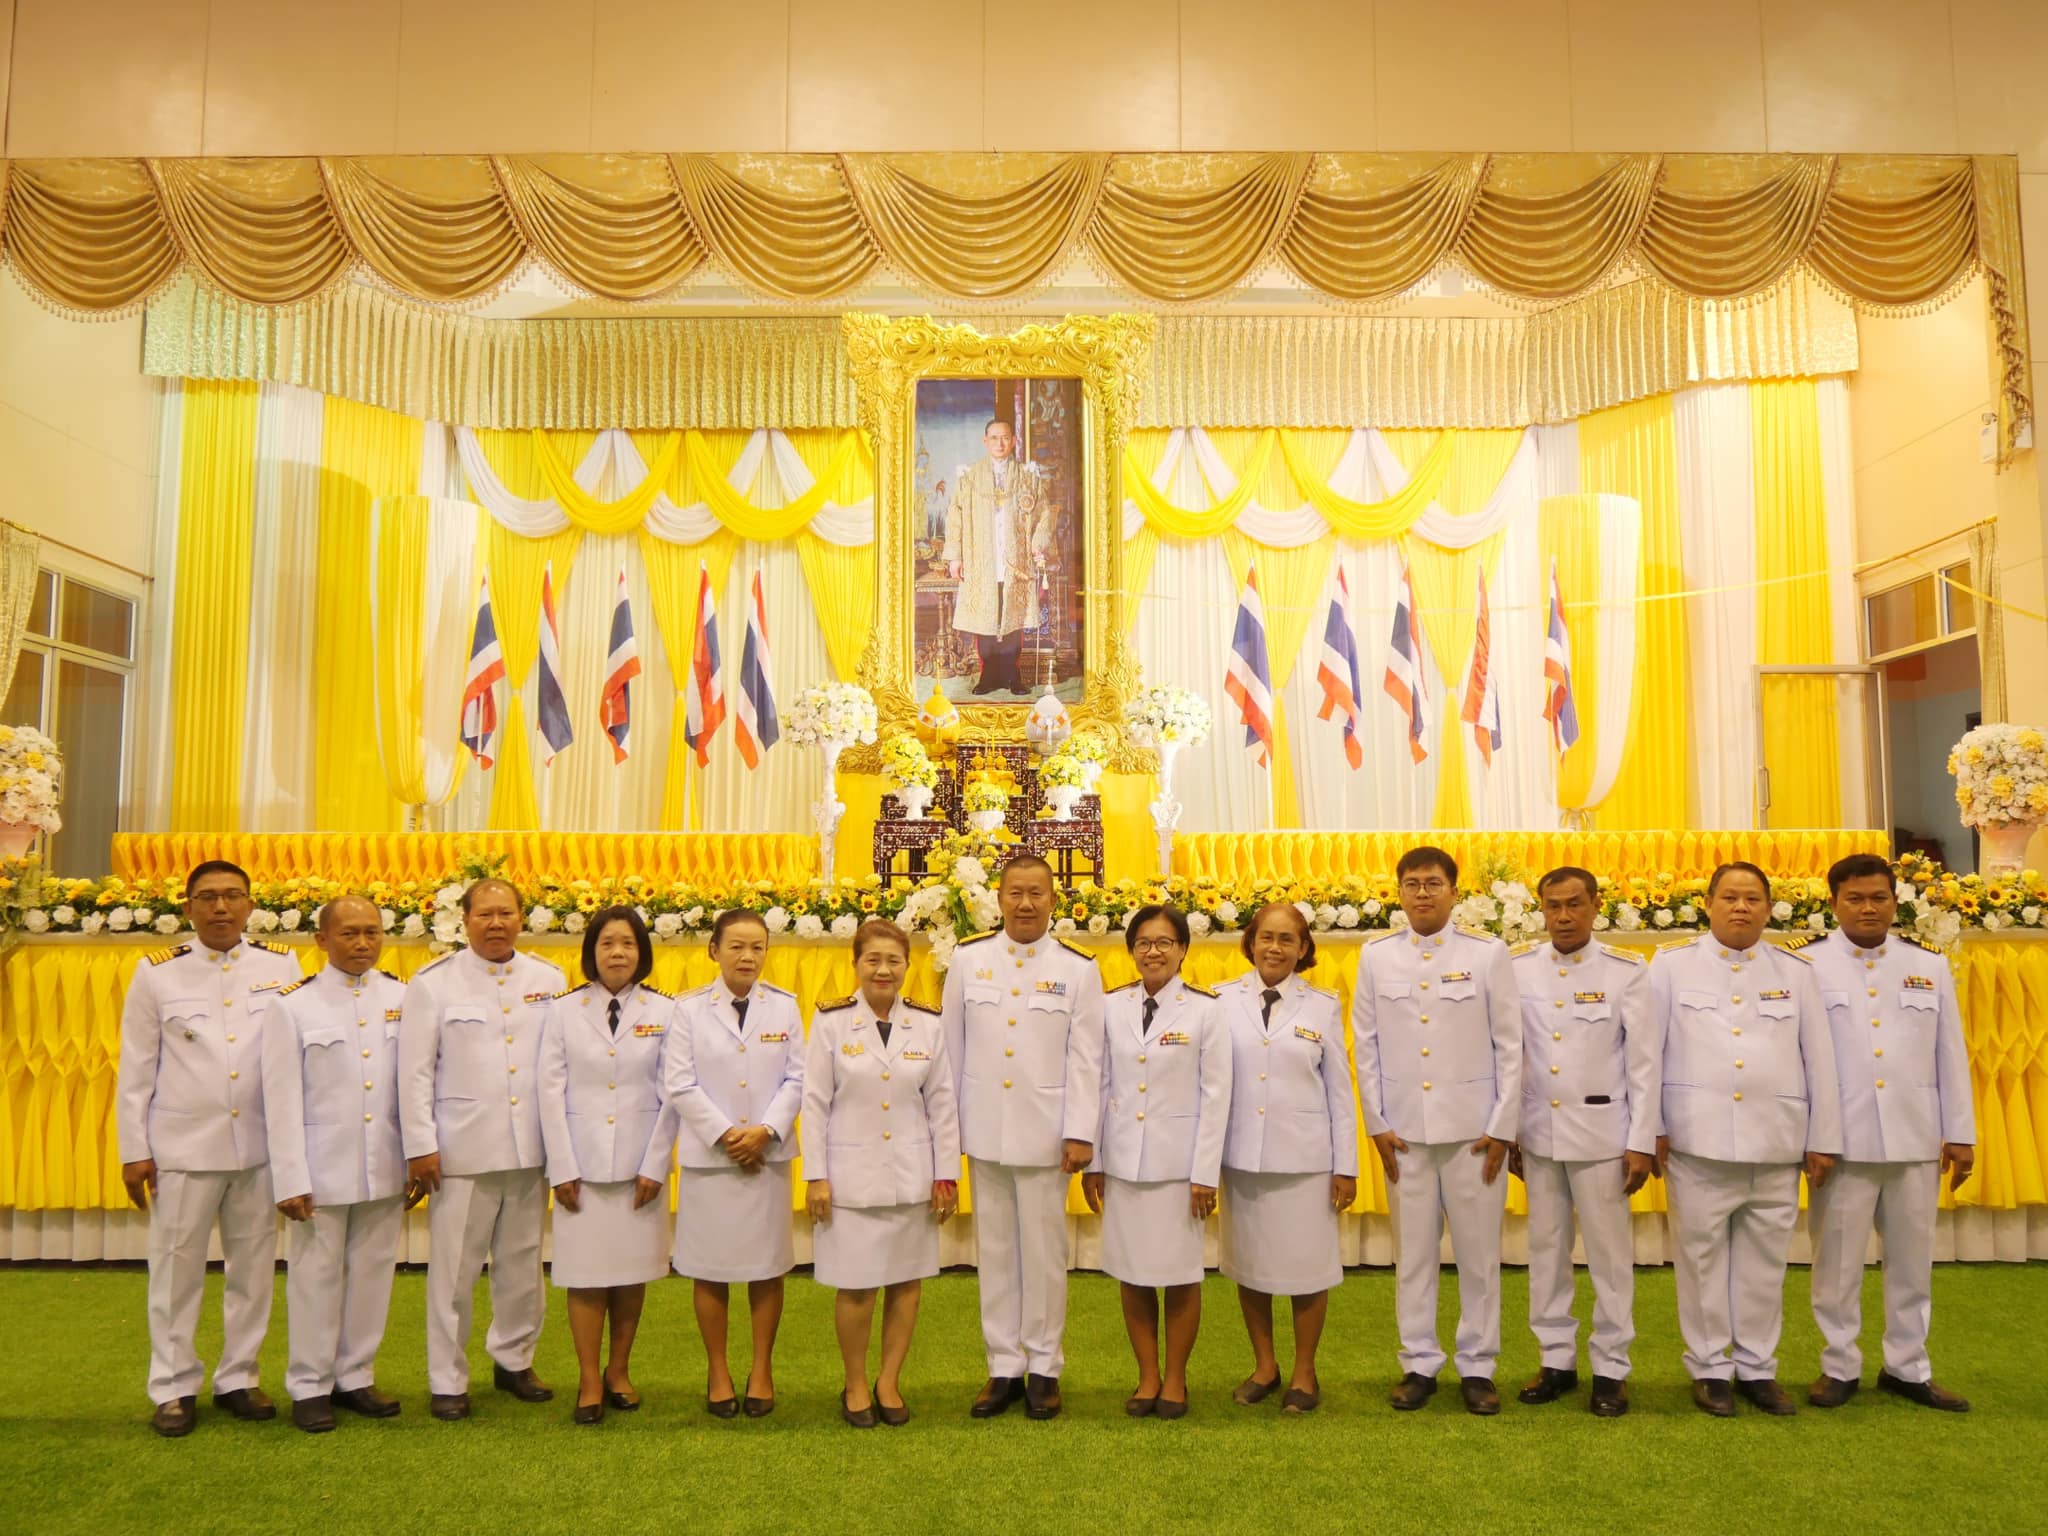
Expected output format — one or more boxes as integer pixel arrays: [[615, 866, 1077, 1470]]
[[142, 271, 1861, 432]]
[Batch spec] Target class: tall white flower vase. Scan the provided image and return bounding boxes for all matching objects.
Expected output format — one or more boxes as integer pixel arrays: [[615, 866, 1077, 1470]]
[[1149, 740, 1183, 877], [1977, 819, 2042, 879], [892, 784, 933, 821], [968, 808, 1007, 833], [1080, 761, 1103, 795], [0, 821, 38, 861], [814, 736, 852, 876], [1044, 785, 1082, 821]]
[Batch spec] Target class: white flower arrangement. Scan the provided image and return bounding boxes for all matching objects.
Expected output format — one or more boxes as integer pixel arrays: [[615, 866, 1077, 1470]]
[[1064, 733, 1109, 765], [782, 682, 879, 748], [1949, 724, 2048, 826], [1036, 752, 1086, 790], [0, 724, 63, 833], [879, 736, 938, 791], [1123, 686, 1212, 748], [963, 779, 1010, 813]]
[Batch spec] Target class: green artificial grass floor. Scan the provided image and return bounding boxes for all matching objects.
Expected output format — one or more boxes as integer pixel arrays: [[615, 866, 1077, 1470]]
[[0, 1263, 2039, 1535]]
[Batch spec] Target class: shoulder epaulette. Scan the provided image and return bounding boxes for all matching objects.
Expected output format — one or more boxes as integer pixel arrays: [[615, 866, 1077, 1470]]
[[904, 998, 941, 1016], [1056, 936, 1095, 959], [757, 980, 793, 997], [641, 981, 674, 1000], [147, 945, 190, 966], [1182, 981, 1216, 998], [1455, 923, 1495, 941], [278, 976, 310, 995], [1776, 932, 1819, 951], [1105, 977, 1139, 994], [957, 930, 997, 946], [1598, 943, 1645, 965], [1304, 982, 1338, 999], [416, 951, 456, 974], [1367, 929, 1405, 944], [553, 982, 590, 999], [253, 940, 292, 956], [529, 954, 565, 975], [815, 995, 857, 1012], [1510, 940, 1540, 957], [1901, 934, 1943, 953], [377, 969, 399, 983]]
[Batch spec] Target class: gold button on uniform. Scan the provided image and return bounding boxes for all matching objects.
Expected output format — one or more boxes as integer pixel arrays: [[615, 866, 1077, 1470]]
[[1554, 1000, 1564, 1010], [1003, 1079, 1012, 1089], [230, 1108, 239, 1117], [1135, 1112, 1144, 1122], [1735, 1059, 1744, 1069], [1004, 1048, 1014, 1058], [1422, 1081, 1432, 1091], [1552, 1031, 1562, 1041], [881, 1102, 890, 1111], [1733, 1092, 1743, 1101], [1876, 1079, 1887, 1089], [362, 1049, 371, 1059], [223, 999, 234, 1009], [1137, 1054, 1147, 1065], [607, 1115, 615, 1125], [883, 1130, 892, 1140], [1257, 1107, 1265, 1116], [1732, 995, 1743, 1005], [1868, 987, 1878, 998], [1870, 1020, 1881, 1029], [510, 1097, 519, 1105], [1551, 1098, 1561, 1108], [882, 1070, 892, 1080], [1259, 1072, 1267, 1081], [1874, 1048, 1883, 1058], [228, 1070, 239, 1080], [1421, 1048, 1430, 1058], [226, 1034, 236, 1044], [363, 1080, 372, 1090], [1550, 1065, 1560, 1075], [508, 1065, 517, 1074], [364, 1114, 373, 1123]]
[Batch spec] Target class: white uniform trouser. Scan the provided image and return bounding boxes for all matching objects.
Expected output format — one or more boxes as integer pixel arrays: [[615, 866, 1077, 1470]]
[[1665, 1150, 1799, 1381], [969, 1159, 1070, 1378], [1523, 1153, 1637, 1379], [425, 1169, 546, 1396], [146, 1165, 276, 1404], [1808, 1159, 1939, 1383], [1390, 1140, 1505, 1379], [284, 1196, 405, 1400]]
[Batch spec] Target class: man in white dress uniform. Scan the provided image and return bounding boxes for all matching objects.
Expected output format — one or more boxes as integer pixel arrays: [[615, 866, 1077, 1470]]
[[1510, 866, 1656, 1418], [940, 854, 1104, 1420], [262, 894, 413, 1432], [1805, 853, 1975, 1413], [1651, 861, 1840, 1417], [118, 860, 303, 1437], [399, 877, 563, 1419], [1354, 845, 1521, 1416]]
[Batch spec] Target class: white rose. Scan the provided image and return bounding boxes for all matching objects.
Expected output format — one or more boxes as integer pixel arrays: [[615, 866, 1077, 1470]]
[[563, 912, 587, 934], [2023, 905, 2042, 926], [1363, 899, 1382, 918], [1592, 913, 1611, 931], [154, 914, 181, 934], [682, 906, 705, 927], [653, 913, 682, 938], [1388, 909, 1410, 931], [1216, 900, 1239, 924], [1677, 904, 1698, 924], [437, 883, 465, 909], [1615, 903, 1642, 932], [1054, 917, 1076, 934], [634, 905, 651, 924], [279, 908, 302, 932], [929, 928, 958, 969], [402, 914, 426, 938], [1187, 911, 1213, 937], [953, 857, 987, 888], [1087, 914, 1109, 935], [527, 906, 555, 933], [1653, 908, 1674, 928], [380, 908, 397, 931], [1771, 900, 1794, 921], [1896, 881, 1917, 904], [1119, 907, 1137, 929], [80, 912, 105, 935], [1982, 911, 2005, 932], [1314, 903, 1338, 930], [830, 914, 858, 939], [23, 908, 50, 933], [764, 906, 790, 934], [1806, 912, 1828, 932], [250, 908, 280, 933], [432, 915, 462, 945], [795, 914, 825, 939], [131, 907, 153, 925], [108, 907, 133, 931], [1294, 901, 1315, 926], [1336, 904, 1360, 928], [52, 905, 76, 925]]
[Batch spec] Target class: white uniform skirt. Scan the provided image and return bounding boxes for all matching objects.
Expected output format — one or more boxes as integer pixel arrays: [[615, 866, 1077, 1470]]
[[1218, 1168, 1343, 1295], [1101, 1176, 1206, 1287], [671, 1163, 795, 1283], [550, 1179, 669, 1289], [812, 1202, 939, 1290]]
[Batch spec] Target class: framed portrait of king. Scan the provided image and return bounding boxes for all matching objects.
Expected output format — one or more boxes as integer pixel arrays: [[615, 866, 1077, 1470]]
[[843, 314, 1155, 750]]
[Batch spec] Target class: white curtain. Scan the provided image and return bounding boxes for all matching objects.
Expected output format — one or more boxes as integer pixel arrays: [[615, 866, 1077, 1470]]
[[139, 380, 183, 831], [1675, 385, 1759, 828], [1461, 509, 1557, 829], [239, 383, 323, 831], [1816, 378, 1871, 824], [1580, 492, 1643, 810]]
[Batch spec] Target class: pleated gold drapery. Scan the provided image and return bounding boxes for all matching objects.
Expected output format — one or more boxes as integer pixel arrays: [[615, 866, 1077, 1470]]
[[17, 151, 2024, 456]]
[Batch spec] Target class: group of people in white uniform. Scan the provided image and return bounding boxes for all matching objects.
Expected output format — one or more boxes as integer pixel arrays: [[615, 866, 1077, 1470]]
[[114, 847, 1975, 1435]]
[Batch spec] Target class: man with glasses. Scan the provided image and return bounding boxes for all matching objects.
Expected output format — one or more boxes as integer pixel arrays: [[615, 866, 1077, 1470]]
[[118, 859, 305, 1436], [1651, 861, 1839, 1417], [1354, 846, 1520, 1415]]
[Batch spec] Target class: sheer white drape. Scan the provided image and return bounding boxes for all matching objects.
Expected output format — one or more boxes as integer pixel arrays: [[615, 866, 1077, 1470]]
[[1675, 385, 1759, 828]]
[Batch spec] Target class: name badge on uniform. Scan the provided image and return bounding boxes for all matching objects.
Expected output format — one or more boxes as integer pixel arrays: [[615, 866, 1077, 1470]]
[[632, 1023, 665, 1037], [1439, 971, 1473, 984], [523, 991, 551, 1004], [1294, 1026, 1323, 1042], [250, 980, 283, 993], [759, 1031, 790, 1043], [385, 1008, 403, 1022], [841, 1041, 865, 1057], [1573, 991, 1606, 1004], [1905, 975, 1936, 991], [1035, 980, 1067, 997], [1158, 1030, 1191, 1046], [902, 1049, 931, 1061], [1759, 989, 1792, 1001]]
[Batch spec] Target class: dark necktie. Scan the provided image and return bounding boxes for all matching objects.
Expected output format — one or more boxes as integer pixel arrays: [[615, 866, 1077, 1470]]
[[1142, 996, 1158, 1036], [875, 1016, 892, 1048], [1261, 987, 1281, 1026], [607, 997, 620, 1036], [733, 997, 750, 1032]]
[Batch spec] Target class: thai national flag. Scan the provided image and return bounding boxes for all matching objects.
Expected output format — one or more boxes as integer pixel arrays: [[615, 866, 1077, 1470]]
[[599, 569, 641, 764], [682, 562, 725, 767], [1460, 564, 1503, 765], [1223, 563, 1276, 768], [734, 570, 780, 769], [1542, 557, 1582, 752], [1381, 560, 1431, 764], [460, 570, 507, 769], [1315, 566, 1365, 770], [535, 562, 573, 765]]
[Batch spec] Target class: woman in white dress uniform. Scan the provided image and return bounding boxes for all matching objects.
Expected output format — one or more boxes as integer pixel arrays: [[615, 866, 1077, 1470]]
[[803, 919, 961, 1428], [664, 910, 805, 1418], [538, 908, 678, 1425], [1081, 906, 1231, 1419], [1216, 902, 1357, 1415]]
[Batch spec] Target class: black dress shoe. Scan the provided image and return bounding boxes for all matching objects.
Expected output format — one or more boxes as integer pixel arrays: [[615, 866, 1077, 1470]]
[[742, 1378, 775, 1419], [151, 1396, 197, 1438], [212, 1387, 276, 1421], [332, 1386, 401, 1418], [291, 1396, 336, 1434], [1808, 1374, 1860, 1409], [1734, 1377, 1797, 1416], [972, 1376, 1024, 1418], [1124, 1392, 1159, 1417], [605, 1387, 640, 1412], [1024, 1373, 1062, 1420], [1390, 1372, 1438, 1411], [874, 1383, 910, 1427], [492, 1364, 553, 1403], [1459, 1376, 1501, 1416], [1232, 1373, 1282, 1406], [572, 1398, 605, 1425], [705, 1392, 740, 1420], [1878, 1371, 1970, 1412], [1153, 1394, 1188, 1421], [1281, 1383, 1320, 1415], [1589, 1376, 1629, 1417], [1692, 1379, 1736, 1417], [429, 1393, 471, 1421], [841, 1390, 878, 1429], [1517, 1366, 1579, 1405]]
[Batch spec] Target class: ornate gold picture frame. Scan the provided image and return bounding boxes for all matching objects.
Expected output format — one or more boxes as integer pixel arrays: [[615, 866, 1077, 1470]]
[[844, 313, 1156, 756]]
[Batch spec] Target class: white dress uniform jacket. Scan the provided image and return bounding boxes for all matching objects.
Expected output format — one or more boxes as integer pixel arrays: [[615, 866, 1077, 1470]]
[[262, 965, 407, 1206], [1353, 925, 1522, 1146], [1091, 977, 1231, 1187], [1807, 931, 1974, 1162], [118, 939, 304, 1171], [1650, 936, 1842, 1164], [801, 997, 960, 1207], [941, 932, 1106, 1167], [398, 947, 563, 1175], [538, 982, 679, 1188], [1215, 973, 1358, 1177], [664, 980, 805, 1165], [1512, 940, 1657, 1162]]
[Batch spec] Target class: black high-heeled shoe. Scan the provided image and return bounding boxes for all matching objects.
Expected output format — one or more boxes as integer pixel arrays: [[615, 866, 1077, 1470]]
[[840, 1389, 877, 1429], [706, 1375, 739, 1419], [573, 1398, 605, 1425], [604, 1380, 641, 1411], [874, 1382, 909, 1427], [742, 1376, 775, 1418]]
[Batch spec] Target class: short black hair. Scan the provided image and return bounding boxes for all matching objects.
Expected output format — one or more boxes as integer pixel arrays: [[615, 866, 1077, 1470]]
[[1707, 861, 1771, 898], [1124, 904, 1190, 951], [184, 860, 251, 897], [709, 908, 770, 948], [1238, 901, 1317, 973], [1537, 866, 1599, 903], [460, 877, 521, 914], [998, 853, 1055, 887], [581, 906, 655, 988], [985, 417, 1011, 434], [1396, 845, 1458, 886], [1827, 853, 1895, 897]]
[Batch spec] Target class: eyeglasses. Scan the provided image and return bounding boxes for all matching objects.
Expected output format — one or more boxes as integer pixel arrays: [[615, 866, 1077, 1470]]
[[187, 890, 249, 908], [1131, 938, 1182, 954], [1399, 880, 1450, 896]]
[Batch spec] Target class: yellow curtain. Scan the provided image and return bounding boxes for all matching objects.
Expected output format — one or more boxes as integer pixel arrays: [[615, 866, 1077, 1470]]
[[795, 535, 875, 682], [1578, 395, 1687, 829], [1538, 496, 1605, 812], [478, 513, 582, 830], [1123, 430, 1276, 538], [1218, 529, 1334, 829], [467, 427, 602, 501], [370, 496, 467, 808], [167, 381, 259, 833], [1751, 379, 1842, 827], [530, 430, 680, 534], [1121, 429, 1174, 636], [314, 396, 421, 831], [640, 530, 739, 829]]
